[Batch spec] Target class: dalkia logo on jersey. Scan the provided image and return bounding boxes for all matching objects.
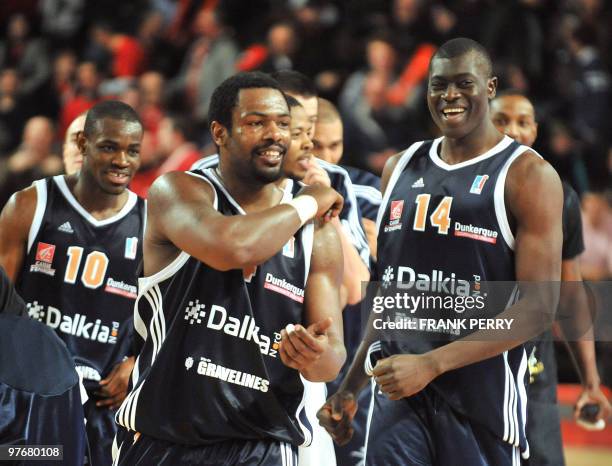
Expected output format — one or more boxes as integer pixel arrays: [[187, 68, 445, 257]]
[[27, 301, 120, 344], [263, 273, 304, 303], [381, 265, 475, 297], [184, 300, 282, 358], [469, 175, 489, 194], [453, 221, 498, 244], [104, 277, 138, 299], [30, 242, 56, 276], [384, 200, 404, 232], [124, 237, 138, 260]]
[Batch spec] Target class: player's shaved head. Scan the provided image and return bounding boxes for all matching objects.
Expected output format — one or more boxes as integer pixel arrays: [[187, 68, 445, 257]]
[[83, 100, 142, 138], [431, 37, 493, 78], [316, 98, 341, 124]]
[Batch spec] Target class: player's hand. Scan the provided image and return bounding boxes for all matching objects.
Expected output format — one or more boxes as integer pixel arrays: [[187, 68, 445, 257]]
[[297, 185, 343, 221], [372, 354, 439, 400], [574, 385, 612, 423], [302, 159, 331, 187], [95, 356, 135, 409], [279, 318, 332, 372], [317, 390, 358, 446]]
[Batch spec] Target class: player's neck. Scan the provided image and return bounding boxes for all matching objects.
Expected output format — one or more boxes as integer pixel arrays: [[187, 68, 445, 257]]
[[440, 122, 504, 165], [69, 175, 130, 220], [215, 168, 284, 213]]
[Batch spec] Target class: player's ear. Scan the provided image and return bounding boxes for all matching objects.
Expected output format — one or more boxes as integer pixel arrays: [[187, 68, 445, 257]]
[[488, 76, 498, 100], [76, 131, 87, 157], [210, 121, 228, 147]]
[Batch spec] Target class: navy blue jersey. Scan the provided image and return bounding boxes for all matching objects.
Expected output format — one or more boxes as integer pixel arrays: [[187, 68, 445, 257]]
[[16, 176, 145, 392], [374, 137, 531, 456], [193, 155, 371, 267], [344, 166, 382, 222], [116, 168, 316, 447], [0, 315, 87, 465]]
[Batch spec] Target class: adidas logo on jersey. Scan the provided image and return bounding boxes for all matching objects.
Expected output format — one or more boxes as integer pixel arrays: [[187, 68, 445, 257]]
[[412, 178, 425, 188], [58, 221, 74, 234]]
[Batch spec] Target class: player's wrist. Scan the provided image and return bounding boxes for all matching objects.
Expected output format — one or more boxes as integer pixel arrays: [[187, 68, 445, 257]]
[[286, 195, 318, 225]]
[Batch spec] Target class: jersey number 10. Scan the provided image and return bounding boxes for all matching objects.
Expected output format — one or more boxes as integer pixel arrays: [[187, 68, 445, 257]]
[[64, 247, 109, 289], [413, 194, 453, 235]]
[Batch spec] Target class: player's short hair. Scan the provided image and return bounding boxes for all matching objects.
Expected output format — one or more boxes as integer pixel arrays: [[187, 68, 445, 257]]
[[83, 100, 142, 138], [492, 89, 537, 119], [285, 94, 302, 109], [431, 37, 493, 77], [316, 98, 341, 124], [208, 72, 288, 131], [270, 70, 317, 98]]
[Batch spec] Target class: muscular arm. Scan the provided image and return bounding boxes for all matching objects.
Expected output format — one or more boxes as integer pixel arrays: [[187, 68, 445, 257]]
[[299, 221, 346, 381], [145, 171, 340, 275], [0, 186, 37, 281]]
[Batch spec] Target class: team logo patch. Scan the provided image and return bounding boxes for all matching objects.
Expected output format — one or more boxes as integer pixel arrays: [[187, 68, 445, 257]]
[[282, 237, 295, 258], [469, 175, 489, 194], [30, 242, 57, 276], [384, 200, 404, 233], [124, 237, 138, 259]]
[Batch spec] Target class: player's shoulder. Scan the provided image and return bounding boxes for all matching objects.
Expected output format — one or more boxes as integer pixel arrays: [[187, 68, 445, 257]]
[[148, 170, 216, 208], [507, 146, 559, 185], [190, 153, 219, 171]]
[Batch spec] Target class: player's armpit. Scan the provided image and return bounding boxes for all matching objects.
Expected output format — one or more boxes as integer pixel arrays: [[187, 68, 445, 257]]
[[0, 185, 38, 280], [299, 221, 346, 382]]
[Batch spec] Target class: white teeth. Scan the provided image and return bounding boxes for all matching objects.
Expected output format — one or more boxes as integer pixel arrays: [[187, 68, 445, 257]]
[[443, 108, 465, 114]]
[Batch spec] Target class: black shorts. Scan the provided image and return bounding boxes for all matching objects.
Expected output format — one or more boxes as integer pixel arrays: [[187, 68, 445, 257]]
[[524, 399, 565, 466], [84, 400, 116, 466], [113, 429, 297, 466], [365, 381, 523, 466]]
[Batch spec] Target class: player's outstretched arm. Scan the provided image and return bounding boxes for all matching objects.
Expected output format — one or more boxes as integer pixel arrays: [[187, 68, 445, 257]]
[[145, 171, 343, 273], [0, 186, 37, 281], [279, 220, 346, 382], [373, 151, 564, 401]]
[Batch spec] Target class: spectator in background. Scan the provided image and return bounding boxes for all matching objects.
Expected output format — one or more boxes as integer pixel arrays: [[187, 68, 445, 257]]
[[0, 14, 51, 101], [62, 112, 87, 175], [580, 192, 612, 280], [138, 71, 166, 134], [89, 22, 145, 79], [59, 61, 101, 138], [0, 116, 62, 208], [0, 68, 29, 156], [156, 114, 201, 174], [166, 7, 239, 126], [40, 0, 86, 50], [257, 20, 300, 73]]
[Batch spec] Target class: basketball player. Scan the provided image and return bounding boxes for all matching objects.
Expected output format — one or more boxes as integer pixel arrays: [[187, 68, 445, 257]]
[[0, 100, 146, 466], [312, 97, 382, 260], [318, 38, 563, 466], [113, 72, 346, 466], [491, 90, 611, 465], [63, 112, 87, 175]]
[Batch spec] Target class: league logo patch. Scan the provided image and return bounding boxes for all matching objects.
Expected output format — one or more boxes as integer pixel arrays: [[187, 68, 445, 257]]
[[384, 200, 404, 232], [124, 237, 138, 260], [30, 242, 57, 276], [282, 237, 295, 259], [469, 175, 489, 194]]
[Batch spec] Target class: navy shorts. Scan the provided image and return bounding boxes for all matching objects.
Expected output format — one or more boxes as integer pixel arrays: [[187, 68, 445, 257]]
[[114, 429, 298, 466], [83, 400, 117, 466], [365, 381, 523, 466], [524, 399, 564, 466]]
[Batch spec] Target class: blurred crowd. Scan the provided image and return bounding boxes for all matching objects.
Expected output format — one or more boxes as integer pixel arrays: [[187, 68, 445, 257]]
[[0, 0, 611, 280]]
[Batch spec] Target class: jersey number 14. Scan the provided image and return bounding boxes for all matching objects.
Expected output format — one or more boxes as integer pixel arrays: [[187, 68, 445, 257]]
[[413, 194, 453, 235]]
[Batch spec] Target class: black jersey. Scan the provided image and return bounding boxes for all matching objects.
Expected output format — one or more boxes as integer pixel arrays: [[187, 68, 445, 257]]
[[16, 176, 145, 392], [193, 154, 371, 267], [116, 168, 316, 447], [344, 166, 382, 222], [374, 136, 531, 456]]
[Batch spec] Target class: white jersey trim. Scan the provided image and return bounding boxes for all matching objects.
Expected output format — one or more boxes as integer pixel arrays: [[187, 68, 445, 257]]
[[53, 175, 138, 227], [428, 135, 514, 171], [296, 374, 314, 447], [493, 145, 535, 250], [27, 179, 48, 253], [376, 141, 424, 232], [191, 153, 219, 171]]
